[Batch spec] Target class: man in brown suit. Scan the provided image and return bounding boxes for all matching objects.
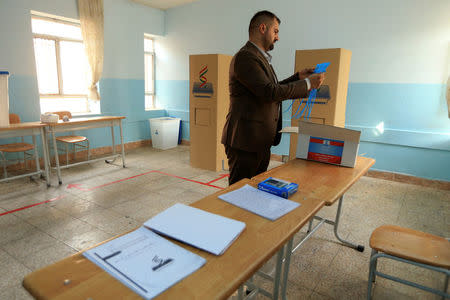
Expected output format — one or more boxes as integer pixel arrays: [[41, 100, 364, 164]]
[[221, 10, 325, 185]]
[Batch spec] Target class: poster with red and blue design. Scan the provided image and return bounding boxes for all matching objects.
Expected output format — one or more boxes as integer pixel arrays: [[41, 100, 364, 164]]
[[307, 136, 344, 164]]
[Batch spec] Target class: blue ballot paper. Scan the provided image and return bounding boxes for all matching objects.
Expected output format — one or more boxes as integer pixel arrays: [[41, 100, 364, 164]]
[[83, 227, 206, 300], [144, 203, 246, 256]]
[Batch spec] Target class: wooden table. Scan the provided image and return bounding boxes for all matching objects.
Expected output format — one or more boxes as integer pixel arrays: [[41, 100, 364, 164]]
[[0, 122, 50, 185], [23, 179, 325, 300], [253, 156, 376, 252], [45, 116, 126, 184]]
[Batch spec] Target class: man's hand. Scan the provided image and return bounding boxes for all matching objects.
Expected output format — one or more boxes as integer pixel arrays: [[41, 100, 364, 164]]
[[298, 67, 315, 80], [308, 73, 325, 89]]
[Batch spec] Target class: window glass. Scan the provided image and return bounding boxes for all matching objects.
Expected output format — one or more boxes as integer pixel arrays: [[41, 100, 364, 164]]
[[144, 38, 154, 52], [144, 53, 154, 94], [60, 40, 89, 94], [33, 38, 59, 94], [145, 95, 154, 110], [31, 15, 97, 114]]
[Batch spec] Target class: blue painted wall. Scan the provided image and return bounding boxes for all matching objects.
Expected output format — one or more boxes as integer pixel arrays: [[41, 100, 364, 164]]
[[154, 0, 450, 181]]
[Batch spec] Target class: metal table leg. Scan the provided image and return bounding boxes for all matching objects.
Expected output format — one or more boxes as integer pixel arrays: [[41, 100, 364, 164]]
[[281, 238, 294, 300], [237, 285, 244, 300], [40, 128, 50, 187], [51, 128, 62, 184], [119, 120, 126, 167], [32, 134, 41, 178], [333, 195, 364, 252], [271, 244, 285, 300], [105, 123, 117, 164]]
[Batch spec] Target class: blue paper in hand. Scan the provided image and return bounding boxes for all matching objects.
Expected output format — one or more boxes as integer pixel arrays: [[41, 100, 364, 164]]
[[314, 62, 330, 73]]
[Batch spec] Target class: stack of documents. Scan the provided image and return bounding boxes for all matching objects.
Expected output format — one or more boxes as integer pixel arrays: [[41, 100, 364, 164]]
[[83, 227, 206, 300], [84, 203, 246, 298], [144, 203, 246, 255], [218, 184, 300, 221]]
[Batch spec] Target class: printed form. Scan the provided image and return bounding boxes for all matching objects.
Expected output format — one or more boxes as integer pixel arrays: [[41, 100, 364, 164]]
[[83, 227, 206, 299]]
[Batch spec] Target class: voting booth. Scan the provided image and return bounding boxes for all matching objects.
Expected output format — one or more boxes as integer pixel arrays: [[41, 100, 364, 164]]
[[288, 48, 352, 159], [189, 54, 232, 171]]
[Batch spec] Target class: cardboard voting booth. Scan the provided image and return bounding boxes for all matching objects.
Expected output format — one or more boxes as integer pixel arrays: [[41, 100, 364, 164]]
[[296, 121, 360, 168], [289, 48, 352, 159], [189, 54, 232, 171]]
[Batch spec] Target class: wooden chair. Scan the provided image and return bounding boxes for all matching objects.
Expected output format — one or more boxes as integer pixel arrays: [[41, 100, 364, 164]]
[[367, 225, 450, 299], [0, 114, 39, 178], [51, 111, 90, 165]]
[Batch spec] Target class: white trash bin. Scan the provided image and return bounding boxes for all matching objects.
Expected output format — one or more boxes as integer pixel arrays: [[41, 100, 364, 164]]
[[149, 117, 181, 150], [0, 71, 10, 127]]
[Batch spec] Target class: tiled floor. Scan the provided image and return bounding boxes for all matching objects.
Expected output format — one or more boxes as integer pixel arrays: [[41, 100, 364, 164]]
[[0, 145, 448, 299]]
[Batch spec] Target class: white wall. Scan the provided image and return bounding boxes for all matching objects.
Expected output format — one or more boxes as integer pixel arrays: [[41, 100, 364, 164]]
[[157, 0, 450, 84]]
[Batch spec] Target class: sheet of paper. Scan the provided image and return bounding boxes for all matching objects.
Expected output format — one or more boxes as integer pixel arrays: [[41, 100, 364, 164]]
[[218, 184, 300, 221], [144, 203, 246, 255], [83, 227, 206, 300], [279, 126, 299, 133]]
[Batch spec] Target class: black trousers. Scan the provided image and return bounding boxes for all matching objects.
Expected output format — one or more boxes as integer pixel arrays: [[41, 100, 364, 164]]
[[225, 145, 271, 185]]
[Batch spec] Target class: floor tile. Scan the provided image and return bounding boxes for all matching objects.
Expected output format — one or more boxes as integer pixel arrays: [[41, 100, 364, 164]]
[[0, 145, 447, 299]]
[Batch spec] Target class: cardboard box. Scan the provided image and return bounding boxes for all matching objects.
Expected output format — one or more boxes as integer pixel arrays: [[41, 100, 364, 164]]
[[296, 121, 360, 168], [289, 48, 352, 159], [189, 54, 232, 171]]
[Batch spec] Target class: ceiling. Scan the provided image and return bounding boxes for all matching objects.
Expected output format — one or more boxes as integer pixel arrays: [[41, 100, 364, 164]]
[[131, 0, 199, 10]]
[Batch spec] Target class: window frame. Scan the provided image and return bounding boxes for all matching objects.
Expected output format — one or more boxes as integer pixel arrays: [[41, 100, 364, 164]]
[[144, 36, 156, 110], [32, 15, 90, 113]]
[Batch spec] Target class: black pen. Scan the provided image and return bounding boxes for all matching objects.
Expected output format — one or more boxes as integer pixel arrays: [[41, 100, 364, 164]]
[[152, 258, 174, 271]]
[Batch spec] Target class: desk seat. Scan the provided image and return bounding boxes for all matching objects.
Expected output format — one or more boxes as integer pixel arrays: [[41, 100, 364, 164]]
[[55, 135, 87, 143], [367, 225, 449, 299], [0, 142, 35, 152], [370, 225, 450, 269]]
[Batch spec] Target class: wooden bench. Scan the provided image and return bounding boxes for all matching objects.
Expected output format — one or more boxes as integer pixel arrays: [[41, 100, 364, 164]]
[[367, 225, 450, 299]]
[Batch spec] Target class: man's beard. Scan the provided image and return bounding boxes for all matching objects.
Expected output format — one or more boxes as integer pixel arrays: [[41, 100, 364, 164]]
[[268, 43, 274, 51]]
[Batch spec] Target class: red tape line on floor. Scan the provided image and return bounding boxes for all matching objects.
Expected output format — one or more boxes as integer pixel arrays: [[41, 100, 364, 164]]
[[0, 170, 228, 217], [206, 174, 229, 184], [68, 170, 226, 191], [0, 195, 65, 217]]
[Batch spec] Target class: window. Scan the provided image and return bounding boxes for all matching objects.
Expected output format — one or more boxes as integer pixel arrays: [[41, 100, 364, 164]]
[[144, 36, 155, 109], [31, 15, 94, 114]]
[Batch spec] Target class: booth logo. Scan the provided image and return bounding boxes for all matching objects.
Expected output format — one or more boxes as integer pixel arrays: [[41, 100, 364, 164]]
[[192, 65, 214, 98]]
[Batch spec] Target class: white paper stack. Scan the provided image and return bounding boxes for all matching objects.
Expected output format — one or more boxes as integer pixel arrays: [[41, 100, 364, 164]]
[[83, 227, 206, 300], [144, 203, 246, 256], [218, 184, 300, 221]]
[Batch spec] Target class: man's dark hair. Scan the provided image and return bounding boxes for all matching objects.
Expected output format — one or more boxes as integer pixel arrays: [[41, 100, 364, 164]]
[[249, 10, 281, 34]]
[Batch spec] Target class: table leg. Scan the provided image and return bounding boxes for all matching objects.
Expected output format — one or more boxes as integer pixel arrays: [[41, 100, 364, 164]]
[[333, 195, 364, 252], [111, 124, 116, 156], [119, 120, 126, 167], [42, 128, 51, 172], [32, 134, 41, 175], [272, 244, 285, 300], [51, 128, 62, 184], [281, 238, 294, 300], [237, 285, 244, 300], [40, 128, 50, 187], [105, 123, 117, 164]]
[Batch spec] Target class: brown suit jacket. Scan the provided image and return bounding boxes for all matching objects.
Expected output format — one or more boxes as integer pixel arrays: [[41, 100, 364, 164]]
[[221, 41, 309, 152]]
